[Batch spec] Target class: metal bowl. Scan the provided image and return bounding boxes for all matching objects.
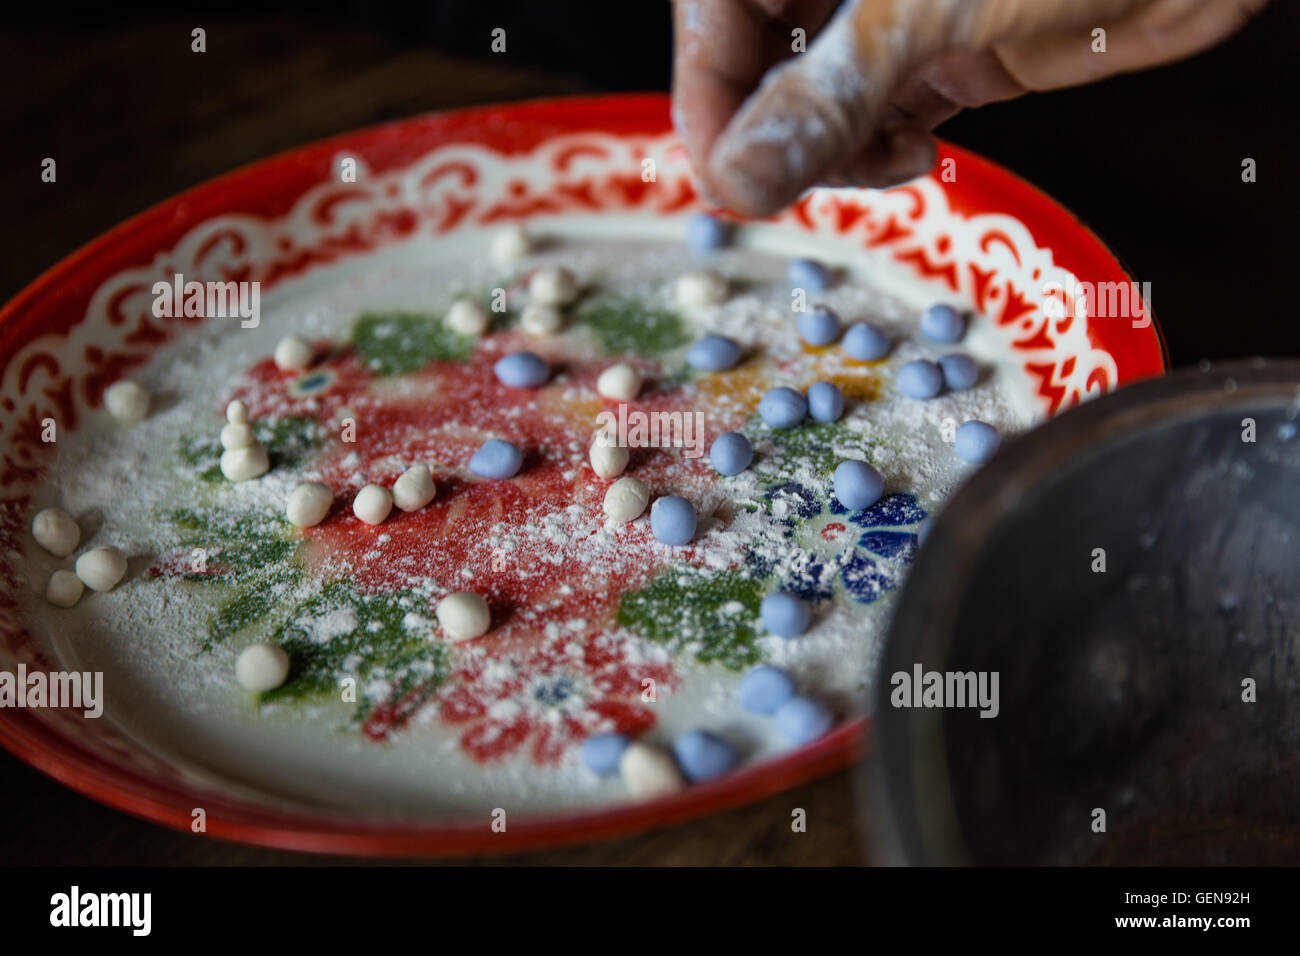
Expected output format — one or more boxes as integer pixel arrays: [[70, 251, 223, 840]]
[[867, 360, 1300, 865]]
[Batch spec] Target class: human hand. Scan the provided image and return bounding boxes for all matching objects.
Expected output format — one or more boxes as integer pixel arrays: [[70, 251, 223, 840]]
[[672, 0, 1268, 216]]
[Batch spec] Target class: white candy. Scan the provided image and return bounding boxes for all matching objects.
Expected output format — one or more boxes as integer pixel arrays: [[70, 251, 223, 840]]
[[529, 265, 579, 306], [221, 443, 270, 482], [674, 269, 728, 307], [220, 422, 256, 450], [75, 546, 127, 593], [286, 482, 333, 528], [31, 507, 80, 557], [596, 363, 643, 401], [603, 476, 650, 523], [520, 302, 563, 337], [226, 399, 249, 424], [445, 299, 490, 336], [235, 642, 290, 693], [590, 435, 630, 479], [436, 592, 491, 641], [353, 484, 393, 525], [274, 335, 314, 371], [491, 224, 534, 263], [103, 380, 150, 424], [619, 742, 685, 799], [392, 464, 436, 512], [45, 569, 84, 608]]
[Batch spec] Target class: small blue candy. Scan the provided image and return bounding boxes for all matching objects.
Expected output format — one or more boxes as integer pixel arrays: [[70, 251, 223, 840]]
[[833, 459, 884, 511], [494, 351, 549, 388], [938, 353, 979, 391], [581, 733, 630, 776], [710, 431, 753, 476], [672, 729, 738, 782], [843, 322, 890, 361], [787, 258, 832, 293], [686, 213, 730, 253], [469, 438, 524, 478], [797, 306, 841, 346], [897, 359, 943, 400], [650, 495, 696, 545], [738, 665, 796, 715], [761, 590, 811, 638], [758, 387, 808, 429], [687, 334, 742, 372], [920, 303, 966, 343], [806, 381, 844, 422], [954, 420, 1001, 463], [774, 696, 834, 746]]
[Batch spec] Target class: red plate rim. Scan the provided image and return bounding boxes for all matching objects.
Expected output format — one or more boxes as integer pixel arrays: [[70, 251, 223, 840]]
[[0, 93, 1167, 858]]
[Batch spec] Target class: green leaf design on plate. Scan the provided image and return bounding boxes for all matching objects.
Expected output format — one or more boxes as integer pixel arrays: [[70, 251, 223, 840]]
[[750, 418, 879, 487], [178, 416, 322, 484], [263, 580, 450, 717], [352, 310, 474, 375], [578, 298, 691, 357], [618, 568, 766, 670]]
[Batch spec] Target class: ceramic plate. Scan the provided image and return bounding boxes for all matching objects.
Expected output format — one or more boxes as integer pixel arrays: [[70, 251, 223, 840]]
[[0, 94, 1165, 856]]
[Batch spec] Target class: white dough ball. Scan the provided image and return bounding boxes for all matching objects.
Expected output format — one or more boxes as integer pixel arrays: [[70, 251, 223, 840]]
[[31, 507, 80, 557], [436, 592, 491, 641], [520, 302, 564, 337], [528, 265, 579, 306], [286, 482, 333, 528], [596, 363, 643, 401], [220, 422, 256, 450], [590, 435, 630, 479], [235, 642, 290, 693], [274, 335, 314, 371], [103, 380, 150, 425], [353, 484, 393, 525], [619, 742, 685, 799], [446, 299, 490, 336], [75, 546, 128, 593], [45, 569, 84, 608], [674, 269, 728, 307], [225, 399, 249, 424], [221, 443, 270, 482], [491, 224, 534, 263], [392, 464, 436, 512], [603, 476, 650, 523]]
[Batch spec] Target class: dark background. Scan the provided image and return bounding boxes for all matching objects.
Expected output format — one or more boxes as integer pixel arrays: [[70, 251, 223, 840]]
[[1, 1, 1294, 865]]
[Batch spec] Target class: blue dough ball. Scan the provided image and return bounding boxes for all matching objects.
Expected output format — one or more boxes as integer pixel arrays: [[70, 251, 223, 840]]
[[761, 590, 811, 638], [494, 351, 550, 388], [834, 459, 884, 511], [797, 306, 841, 346], [843, 322, 890, 361], [774, 696, 834, 745], [758, 387, 808, 429], [672, 729, 739, 782], [469, 439, 524, 478], [787, 258, 833, 293], [938, 353, 979, 391], [920, 303, 966, 343], [806, 381, 844, 422], [581, 732, 630, 776], [687, 334, 742, 372], [738, 665, 796, 715], [954, 420, 1001, 463], [710, 431, 754, 476], [686, 213, 730, 253], [650, 495, 696, 545], [897, 359, 943, 400]]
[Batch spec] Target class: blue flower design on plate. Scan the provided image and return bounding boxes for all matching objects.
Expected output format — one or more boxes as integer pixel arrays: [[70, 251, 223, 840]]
[[752, 480, 927, 605]]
